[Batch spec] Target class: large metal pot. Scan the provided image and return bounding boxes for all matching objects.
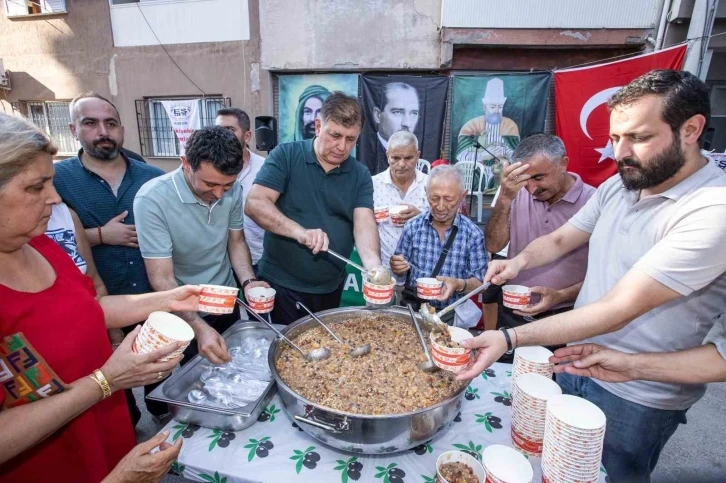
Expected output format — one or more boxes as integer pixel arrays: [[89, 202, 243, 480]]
[[268, 306, 468, 454]]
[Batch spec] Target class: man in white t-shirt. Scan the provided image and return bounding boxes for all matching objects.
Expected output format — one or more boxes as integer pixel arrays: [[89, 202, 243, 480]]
[[371, 131, 428, 276], [216, 108, 266, 273], [461, 70, 726, 481]]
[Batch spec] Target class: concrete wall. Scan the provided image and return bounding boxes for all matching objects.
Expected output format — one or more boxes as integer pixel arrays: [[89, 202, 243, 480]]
[[110, 0, 250, 47], [442, 0, 662, 29], [259, 0, 441, 70], [0, 0, 270, 172]]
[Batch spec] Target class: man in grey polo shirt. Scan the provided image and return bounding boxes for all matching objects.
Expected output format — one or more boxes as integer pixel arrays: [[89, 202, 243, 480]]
[[135, 126, 268, 364], [459, 70, 726, 482]]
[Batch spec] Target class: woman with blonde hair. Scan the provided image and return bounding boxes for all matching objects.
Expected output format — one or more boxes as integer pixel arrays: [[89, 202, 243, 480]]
[[0, 112, 199, 482]]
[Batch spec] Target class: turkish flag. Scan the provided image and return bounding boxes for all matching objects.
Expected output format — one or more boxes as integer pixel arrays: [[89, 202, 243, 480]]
[[554, 45, 687, 187]]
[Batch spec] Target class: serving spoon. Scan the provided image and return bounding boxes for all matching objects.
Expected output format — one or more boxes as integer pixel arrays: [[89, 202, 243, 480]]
[[419, 282, 491, 326], [296, 302, 371, 358], [236, 298, 330, 362], [407, 304, 439, 373], [326, 249, 392, 285]]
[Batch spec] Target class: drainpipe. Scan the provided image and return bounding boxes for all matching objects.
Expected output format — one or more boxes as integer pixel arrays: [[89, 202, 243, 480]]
[[683, 0, 718, 79], [655, 0, 673, 50]]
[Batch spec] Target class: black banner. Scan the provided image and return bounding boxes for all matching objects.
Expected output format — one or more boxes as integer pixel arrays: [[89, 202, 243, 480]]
[[358, 75, 450, 176]]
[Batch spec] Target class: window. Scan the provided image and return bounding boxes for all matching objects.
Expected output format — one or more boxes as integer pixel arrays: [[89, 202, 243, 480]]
[[4, 0, 66, 17], [135, 97, 231, 157], [12, 101, 79, 154]]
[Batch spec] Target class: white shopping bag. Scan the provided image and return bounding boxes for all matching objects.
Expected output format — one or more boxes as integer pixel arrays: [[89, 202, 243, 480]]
[[454, 299, 482, 329]]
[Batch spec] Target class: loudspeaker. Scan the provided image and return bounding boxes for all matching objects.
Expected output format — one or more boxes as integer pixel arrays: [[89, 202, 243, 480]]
[[255, 116, 277, 152]]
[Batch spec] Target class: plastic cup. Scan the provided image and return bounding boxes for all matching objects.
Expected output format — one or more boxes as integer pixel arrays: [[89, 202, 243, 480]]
[[417, 277, 443, 299], [436, 450, 486, 483], [198, 284, 239, 314], [132, 311, 194, 361], [502, 285, 531, 310], [247, 287, 276, 313]]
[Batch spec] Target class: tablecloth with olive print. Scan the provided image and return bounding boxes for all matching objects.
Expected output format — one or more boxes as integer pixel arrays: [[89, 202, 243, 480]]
[[160, 362, 608, 483]]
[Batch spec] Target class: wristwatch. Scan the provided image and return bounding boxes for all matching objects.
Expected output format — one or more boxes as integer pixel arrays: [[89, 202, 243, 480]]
[[455, 279, 468, 294], [241, 278, 259, 292]]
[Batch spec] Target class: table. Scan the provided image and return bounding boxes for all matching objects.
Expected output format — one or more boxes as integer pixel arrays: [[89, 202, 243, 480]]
[[161, 363, 608, 483]]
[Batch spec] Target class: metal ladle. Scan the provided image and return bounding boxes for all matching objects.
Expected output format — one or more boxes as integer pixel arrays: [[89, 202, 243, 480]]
[[236, 298, 330, 362], [419, 282, 492, 327], [326, 249, 392, 285], [407, 304, 439, 373], [296, 302, 371, 358]]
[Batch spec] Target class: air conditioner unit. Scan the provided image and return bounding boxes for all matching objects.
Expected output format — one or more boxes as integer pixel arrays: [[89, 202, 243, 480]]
[[0, 59, 10, 91]]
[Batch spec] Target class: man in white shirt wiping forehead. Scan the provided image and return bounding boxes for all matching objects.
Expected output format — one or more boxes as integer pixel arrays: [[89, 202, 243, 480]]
[[458, 69, 726, 482]]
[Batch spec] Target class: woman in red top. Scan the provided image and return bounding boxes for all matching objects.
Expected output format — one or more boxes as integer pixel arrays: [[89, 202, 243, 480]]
[[0, 113, 201, 482]]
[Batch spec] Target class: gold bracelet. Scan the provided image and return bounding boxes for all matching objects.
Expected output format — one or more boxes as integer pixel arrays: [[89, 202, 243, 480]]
[[90, 369, 112, 399]]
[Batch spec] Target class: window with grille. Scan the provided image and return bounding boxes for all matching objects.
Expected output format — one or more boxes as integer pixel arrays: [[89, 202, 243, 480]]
[[12, 100, 79, 154], [4, 0, 66, 16], [135, 97, 231, 157]]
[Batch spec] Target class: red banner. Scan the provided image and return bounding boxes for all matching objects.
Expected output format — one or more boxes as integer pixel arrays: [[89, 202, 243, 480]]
[[554, 45, 687, 187]]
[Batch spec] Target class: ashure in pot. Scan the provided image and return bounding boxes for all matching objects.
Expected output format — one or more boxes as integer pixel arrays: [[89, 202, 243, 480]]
[[269, 307, 470, 454]]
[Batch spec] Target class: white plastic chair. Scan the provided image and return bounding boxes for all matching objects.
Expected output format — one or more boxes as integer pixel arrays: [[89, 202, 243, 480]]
[[416, 159, 431, 174], [455, 161, 485, 222]]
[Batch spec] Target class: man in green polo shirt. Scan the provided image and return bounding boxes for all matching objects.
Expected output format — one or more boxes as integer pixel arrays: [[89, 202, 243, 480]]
[[246, 92, 381, 324], [135, 126, 269, 364]]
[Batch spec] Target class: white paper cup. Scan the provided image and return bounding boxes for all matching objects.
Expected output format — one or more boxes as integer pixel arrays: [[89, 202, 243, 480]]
[[481, 444, 533, 483], [247, 287, 276, 313], [198, 284, 239, 314], [389, 205, 408, 227], [436, 450, 486, 483], [132, 311, 194, 362], [363, 279, 395, 305], [547, 394, 607, 431], [374, 206, 390, 224], [417, 277, 443, 299], [502, 285, 531, 310]]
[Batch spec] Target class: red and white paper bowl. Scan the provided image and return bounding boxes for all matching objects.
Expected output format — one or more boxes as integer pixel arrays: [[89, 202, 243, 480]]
[[132, 311, 194, 362], [374, 206, 390, 224], [541, 395, 606, 483], [363, 279, 395, 305], [436, 450, 486, 483], [247, 287, 276, 313], [502, 285, 531, 310], [481, 444, 533, 483], [389, 205, 408, 227], [510, 373, 562, 457], [198, 284, 239, 314], [430, 326, 473, 374], [417, 277, 443, 300], [512, 346, 554, 386]]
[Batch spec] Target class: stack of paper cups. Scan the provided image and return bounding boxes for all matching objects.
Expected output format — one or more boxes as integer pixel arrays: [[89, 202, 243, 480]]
[[541, 395, 606, 483], [132, 311, 194, 362], [510, 373, 562, 457], [512, 346, 554, 387], [481, 444, 533, 483]]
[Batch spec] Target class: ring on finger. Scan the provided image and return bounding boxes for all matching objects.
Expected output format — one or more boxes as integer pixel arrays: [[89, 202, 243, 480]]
[[157, 371, 164, 380]]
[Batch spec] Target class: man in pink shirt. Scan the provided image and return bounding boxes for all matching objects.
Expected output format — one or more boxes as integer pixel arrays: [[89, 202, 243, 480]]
[[485, 134, 595, 342]]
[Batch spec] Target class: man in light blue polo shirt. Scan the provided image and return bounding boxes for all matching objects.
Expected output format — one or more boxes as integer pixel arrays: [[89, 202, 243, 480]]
[[135, 126, 268, 364]]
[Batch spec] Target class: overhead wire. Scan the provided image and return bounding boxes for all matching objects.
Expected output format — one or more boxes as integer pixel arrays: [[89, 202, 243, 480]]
[[134, 3, 207, 96]]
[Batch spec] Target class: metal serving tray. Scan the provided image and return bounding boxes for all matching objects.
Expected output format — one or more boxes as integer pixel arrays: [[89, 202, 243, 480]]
[[147, 321, 278, 431]]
